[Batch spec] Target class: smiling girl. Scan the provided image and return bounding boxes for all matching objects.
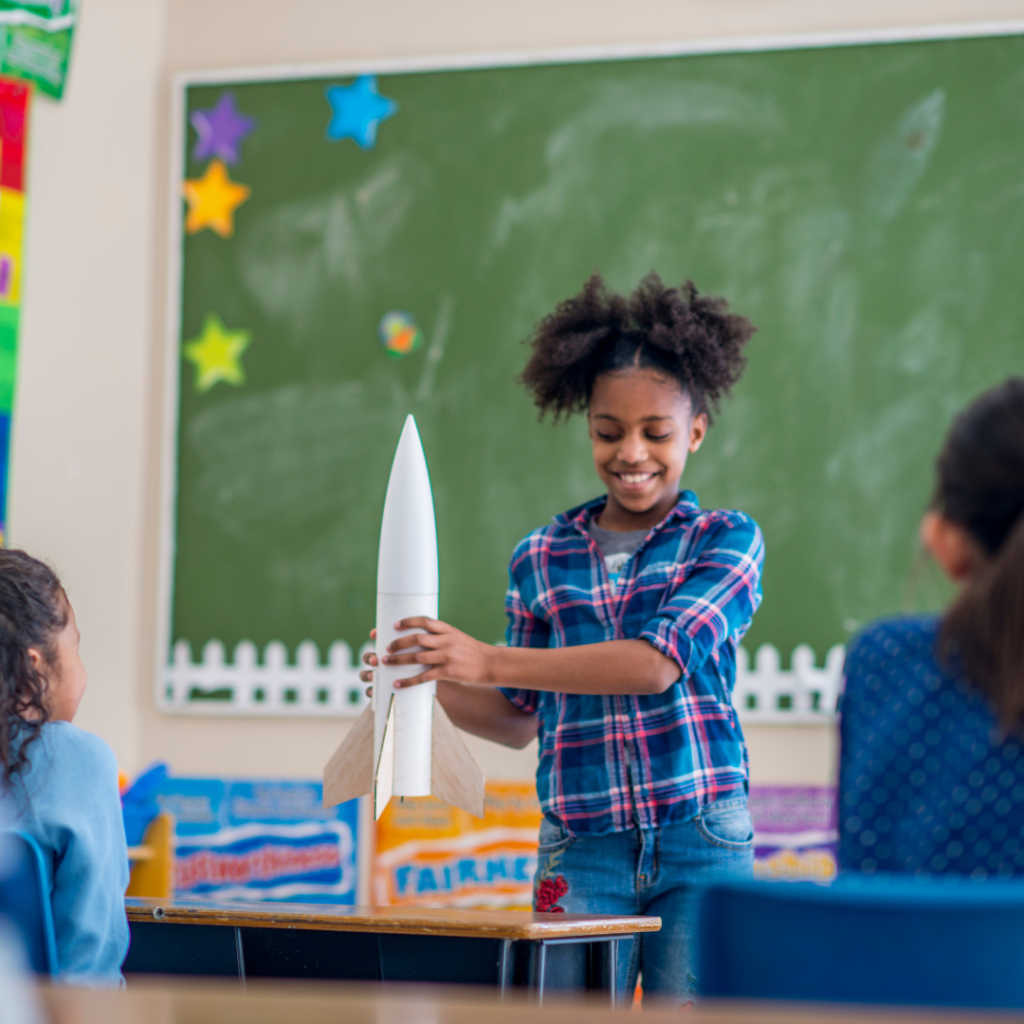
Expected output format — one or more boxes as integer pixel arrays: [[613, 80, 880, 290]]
[[362, 274, 761, 1003]]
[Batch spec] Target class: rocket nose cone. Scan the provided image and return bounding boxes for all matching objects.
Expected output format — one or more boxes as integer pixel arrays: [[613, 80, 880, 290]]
[[377, 415, 439, 595], [397, 414, 420, 454]]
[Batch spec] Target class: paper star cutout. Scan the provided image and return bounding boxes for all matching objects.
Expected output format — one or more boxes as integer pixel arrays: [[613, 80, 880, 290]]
[[191, 92, 257, 164], [325, 76, 398, 149], [183, 159, 251, 237], [183, 314, 252, 393]]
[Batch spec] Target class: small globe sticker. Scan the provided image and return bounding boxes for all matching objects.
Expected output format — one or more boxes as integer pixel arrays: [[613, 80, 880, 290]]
[[378, 311, 423, 360]]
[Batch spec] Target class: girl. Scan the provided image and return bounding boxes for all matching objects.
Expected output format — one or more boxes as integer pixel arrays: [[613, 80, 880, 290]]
[[0, 549, 128, 984], [839, 379, 1024, 878], [363, 274, 762, 1002]]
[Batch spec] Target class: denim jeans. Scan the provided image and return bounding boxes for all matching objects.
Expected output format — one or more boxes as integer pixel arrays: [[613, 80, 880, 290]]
[[533, 796, 754, 1003]]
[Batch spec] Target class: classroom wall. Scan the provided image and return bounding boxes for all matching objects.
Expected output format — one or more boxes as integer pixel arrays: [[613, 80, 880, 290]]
[[8, 0, 1021, 784], [8, 0, 166, 771]]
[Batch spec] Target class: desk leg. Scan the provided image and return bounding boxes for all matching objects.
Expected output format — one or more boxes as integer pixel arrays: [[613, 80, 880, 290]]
[[607, 939, 618, 1005], [528, 942, 547, 1002], [235, 927, 246, 986], [498, 939, 513, 999]]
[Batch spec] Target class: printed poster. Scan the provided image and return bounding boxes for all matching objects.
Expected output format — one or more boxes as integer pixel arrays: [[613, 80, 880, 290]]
[[373, 782, 839, 907], [750, 785, 838, 880], [153, 777, 359, 903], [374, 781, 541, 909], [0, 1, 79, 99]]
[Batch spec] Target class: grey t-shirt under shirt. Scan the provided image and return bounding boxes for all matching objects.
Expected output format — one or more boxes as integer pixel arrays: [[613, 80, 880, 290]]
[[587, 521, 648, 585]]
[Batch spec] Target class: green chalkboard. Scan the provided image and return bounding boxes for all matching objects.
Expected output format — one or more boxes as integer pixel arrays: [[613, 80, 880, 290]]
[[166, 32, 1024, 694]]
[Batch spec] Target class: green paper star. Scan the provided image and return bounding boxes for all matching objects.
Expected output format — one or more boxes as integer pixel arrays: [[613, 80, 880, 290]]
[[183, 313, 251, 393]]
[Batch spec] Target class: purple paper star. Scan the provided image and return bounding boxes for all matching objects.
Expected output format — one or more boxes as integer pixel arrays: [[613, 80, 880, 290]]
[[191, 92, 257, 164]]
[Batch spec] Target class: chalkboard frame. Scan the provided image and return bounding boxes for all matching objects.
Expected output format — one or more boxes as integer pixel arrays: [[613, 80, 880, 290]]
[[156, 19, 1024, 718]]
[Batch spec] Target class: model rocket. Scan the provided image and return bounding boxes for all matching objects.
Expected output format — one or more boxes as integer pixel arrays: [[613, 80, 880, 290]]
[[323, 415, 485, 819]]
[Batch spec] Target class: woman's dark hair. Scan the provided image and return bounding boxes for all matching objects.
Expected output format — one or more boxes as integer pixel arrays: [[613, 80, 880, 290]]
[[936, 378, 1024, 728], [0, 549, 67, 786], [518, 273, 756, 421]]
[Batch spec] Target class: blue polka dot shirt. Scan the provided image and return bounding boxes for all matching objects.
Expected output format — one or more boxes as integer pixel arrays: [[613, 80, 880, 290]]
[[839, 615, 1024, 878]]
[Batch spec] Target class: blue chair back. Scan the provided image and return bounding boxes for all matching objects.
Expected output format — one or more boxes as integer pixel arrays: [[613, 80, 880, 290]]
[[0, 831, 57, 975], [698, 875, 1024, 1009]]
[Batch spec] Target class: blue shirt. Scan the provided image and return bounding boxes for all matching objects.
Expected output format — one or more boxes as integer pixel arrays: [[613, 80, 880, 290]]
[[839, 615, 1024, 878], [7, 721, 129, 985], [500, 491, 764, 834]]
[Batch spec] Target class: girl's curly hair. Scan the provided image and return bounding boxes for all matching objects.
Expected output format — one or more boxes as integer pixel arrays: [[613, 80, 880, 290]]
[[519, 273, 756, 421], [0, 549, 67, 787]]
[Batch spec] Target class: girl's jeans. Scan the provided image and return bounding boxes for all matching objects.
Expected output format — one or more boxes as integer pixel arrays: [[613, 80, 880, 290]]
[[534, 796, 754, 1004]]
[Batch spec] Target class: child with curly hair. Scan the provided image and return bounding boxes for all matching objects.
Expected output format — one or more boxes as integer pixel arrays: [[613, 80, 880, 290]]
[[0, 549, 128, 985], [362, 273, 761, 1002]]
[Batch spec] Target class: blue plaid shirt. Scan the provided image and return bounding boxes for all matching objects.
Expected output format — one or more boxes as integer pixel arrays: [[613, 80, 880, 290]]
[[501, 491, 764, 835]]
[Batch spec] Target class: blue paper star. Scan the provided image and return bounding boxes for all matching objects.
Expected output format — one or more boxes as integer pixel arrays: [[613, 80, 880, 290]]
[[191, 92, 257, 164], [325, 76, 398, 149]]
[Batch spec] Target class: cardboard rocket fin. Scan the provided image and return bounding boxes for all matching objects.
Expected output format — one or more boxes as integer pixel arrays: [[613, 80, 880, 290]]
[[431, 696, 486, 818], [373, 695, 397, 820], [328, 694, 484, 819], [322, 703, 375, 808]]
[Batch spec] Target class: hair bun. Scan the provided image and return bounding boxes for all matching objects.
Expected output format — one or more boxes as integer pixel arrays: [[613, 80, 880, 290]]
[[519, 272, 756, 421]]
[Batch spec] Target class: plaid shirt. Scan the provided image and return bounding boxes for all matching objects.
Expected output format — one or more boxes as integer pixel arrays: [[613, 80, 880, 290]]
[[501, 491, 763, 834]]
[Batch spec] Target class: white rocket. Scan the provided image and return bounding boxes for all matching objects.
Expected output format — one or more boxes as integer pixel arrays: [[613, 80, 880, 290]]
[[324, 415, 485, 819]]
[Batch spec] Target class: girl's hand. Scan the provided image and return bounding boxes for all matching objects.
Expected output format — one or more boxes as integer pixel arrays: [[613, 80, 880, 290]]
[[359, 629, 377, 695], [379, 617, 496, 689], [361, 627, 533, 749]]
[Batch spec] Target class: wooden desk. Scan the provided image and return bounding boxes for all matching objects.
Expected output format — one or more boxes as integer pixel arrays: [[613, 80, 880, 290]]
[[42, 978, 1024, 1024], [123, 898, 660, 1002]]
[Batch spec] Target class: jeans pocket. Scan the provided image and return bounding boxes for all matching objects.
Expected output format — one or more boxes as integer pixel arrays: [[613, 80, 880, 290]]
[[536, 817, 576, 855], [696, 799, 754, 850]]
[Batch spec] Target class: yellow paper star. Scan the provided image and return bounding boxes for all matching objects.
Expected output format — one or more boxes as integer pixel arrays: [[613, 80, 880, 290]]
[[183, 313, 252, 392], [183, 159, 251, 237]]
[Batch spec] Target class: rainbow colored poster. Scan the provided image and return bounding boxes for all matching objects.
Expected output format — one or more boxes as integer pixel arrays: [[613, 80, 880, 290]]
[[0, 76, 27, 544]]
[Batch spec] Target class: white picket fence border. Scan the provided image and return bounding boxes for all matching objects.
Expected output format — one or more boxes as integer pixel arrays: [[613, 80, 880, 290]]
[[735, 643, 846, 723], [160, 639, 373, 717], [158, 638, 845, 722]]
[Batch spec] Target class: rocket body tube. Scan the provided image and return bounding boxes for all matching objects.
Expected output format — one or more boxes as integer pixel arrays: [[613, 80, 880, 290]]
[[375, 593, 437, 795], [374, 415, 439, 797]]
